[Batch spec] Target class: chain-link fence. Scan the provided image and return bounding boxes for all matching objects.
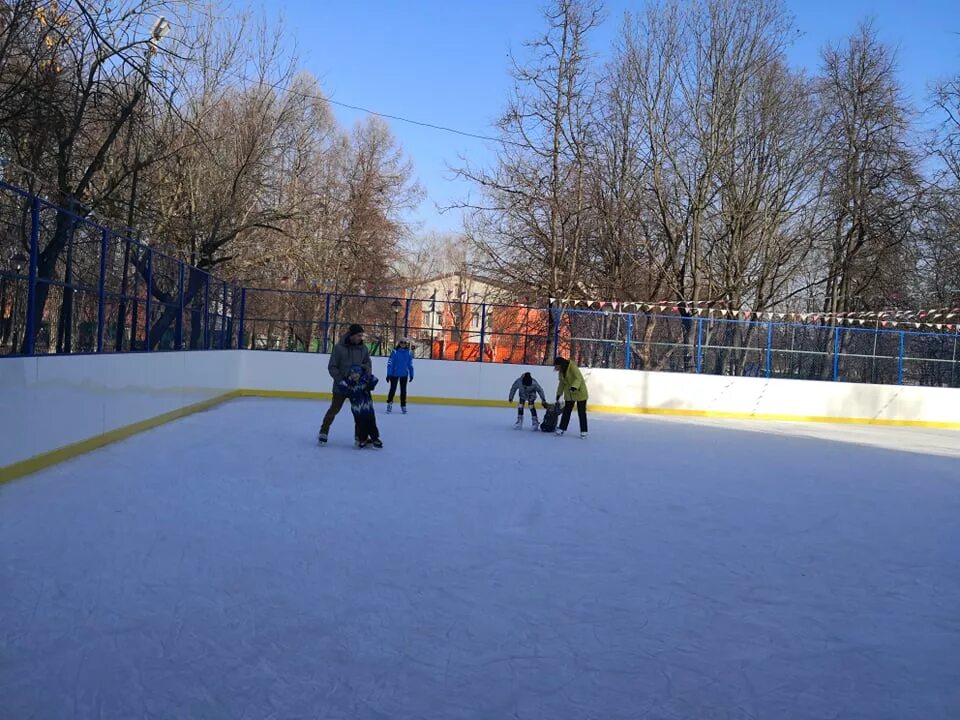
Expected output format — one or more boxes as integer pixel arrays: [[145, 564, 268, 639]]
[[2, 180, 958, 388]]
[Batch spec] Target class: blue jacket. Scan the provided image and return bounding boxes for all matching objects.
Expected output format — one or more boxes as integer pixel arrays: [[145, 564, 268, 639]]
[[337, 374, 379, 416], [386, 347, 414, 380]]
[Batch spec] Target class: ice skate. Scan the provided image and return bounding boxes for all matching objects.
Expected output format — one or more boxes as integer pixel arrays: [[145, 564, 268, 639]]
[[401, 406, 407, 414], [317, 432, 327, 445], [372, 439, 383, 449], [358, 440, 367, 449], [555, 429, 565, 436], [530, 422, 540, 431], [514, 417, 523, 430], [386, 403, 393, 414], [580, 432, 588, 439]]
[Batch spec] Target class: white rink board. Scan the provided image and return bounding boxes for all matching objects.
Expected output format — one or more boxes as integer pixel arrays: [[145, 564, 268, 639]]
[[0, 352, 239, 467], [239, 350, 960, 425], [4, 349, 960, 470]]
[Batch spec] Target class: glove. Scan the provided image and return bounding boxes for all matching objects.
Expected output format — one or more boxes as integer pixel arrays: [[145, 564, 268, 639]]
[[541, 401, 549, 410]]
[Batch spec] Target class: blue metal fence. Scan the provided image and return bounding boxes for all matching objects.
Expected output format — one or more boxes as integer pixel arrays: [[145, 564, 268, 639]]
[[1, 180, 958, 388]]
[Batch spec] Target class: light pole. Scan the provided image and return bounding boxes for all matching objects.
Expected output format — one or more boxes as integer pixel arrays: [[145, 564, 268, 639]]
[[430, 289, 437, 359], [118, 16, 171, 351], [391, 299, 401, 347]]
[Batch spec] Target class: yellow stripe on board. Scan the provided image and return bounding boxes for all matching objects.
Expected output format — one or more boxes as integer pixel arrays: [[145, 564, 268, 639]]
[[0, 391, 240, 485], [238, 389, 960, 429], [586, 404, 960, 429]]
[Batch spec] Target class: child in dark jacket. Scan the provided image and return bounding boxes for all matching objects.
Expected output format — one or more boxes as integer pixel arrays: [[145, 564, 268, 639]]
[[337, 365, 382, 448], [508, 372, 548, 430], [386, 337, 415, 414]]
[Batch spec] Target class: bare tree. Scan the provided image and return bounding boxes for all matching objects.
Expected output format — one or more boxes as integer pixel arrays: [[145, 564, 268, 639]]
[[457, 0, 602, 359], [921, 70, 960, 305], [816, 21, 922, 316], [624, 0, 804, 369], [0, 0, 189, 352]]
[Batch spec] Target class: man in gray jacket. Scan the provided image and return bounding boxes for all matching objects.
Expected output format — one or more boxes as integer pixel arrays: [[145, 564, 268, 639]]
[[319, 323, 372, 445]]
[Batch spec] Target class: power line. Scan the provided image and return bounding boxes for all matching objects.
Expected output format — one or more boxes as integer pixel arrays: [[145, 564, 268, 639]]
[[220, 67, 526, 148]]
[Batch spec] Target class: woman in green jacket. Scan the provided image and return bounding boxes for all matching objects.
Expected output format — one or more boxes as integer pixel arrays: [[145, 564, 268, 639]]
[[553, 355, 589, 438]]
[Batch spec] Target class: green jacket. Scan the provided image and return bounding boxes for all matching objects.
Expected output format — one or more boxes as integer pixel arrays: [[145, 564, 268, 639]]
[[557, 361, 588, 402]]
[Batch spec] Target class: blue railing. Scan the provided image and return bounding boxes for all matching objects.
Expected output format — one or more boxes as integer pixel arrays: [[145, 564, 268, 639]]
[[1, 180, 958, 388]]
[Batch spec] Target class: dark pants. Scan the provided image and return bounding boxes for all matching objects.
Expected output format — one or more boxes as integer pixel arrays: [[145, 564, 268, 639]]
[[354, 412, 380, 442], [559, 400, 588, 432], [387, 376, 408, 406], [320, 393, 347, 435]]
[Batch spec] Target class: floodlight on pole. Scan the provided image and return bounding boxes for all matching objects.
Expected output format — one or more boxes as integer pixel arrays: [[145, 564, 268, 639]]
[[148, 16, 171, 54]]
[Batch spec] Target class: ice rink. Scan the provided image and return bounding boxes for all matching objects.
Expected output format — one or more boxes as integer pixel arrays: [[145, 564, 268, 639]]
[[2, 398, 959, 719]]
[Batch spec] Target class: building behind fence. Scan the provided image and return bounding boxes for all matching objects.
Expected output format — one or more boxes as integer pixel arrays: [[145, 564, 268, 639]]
[[1, 180, 958, 388]]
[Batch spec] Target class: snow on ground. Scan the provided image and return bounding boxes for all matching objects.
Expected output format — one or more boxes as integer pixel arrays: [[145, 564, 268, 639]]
[[2, 398, 959, 719]]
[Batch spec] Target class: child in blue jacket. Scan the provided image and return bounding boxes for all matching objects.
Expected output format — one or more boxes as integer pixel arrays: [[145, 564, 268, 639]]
[[386, 337, 414, 414], [337, 365, 382, 448]]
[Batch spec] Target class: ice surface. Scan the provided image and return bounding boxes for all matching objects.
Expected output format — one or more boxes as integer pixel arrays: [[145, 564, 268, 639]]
[[2, 398, 959, 719]]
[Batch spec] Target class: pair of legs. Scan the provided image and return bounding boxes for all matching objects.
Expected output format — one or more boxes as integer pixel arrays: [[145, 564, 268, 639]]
[[516, 399, 540, 424], [386, 376, 408, 408], [320, 393, 347, 437], [320, 394, 381, 444], [353, 412, 380, 444], [559, 400, 588, 433]]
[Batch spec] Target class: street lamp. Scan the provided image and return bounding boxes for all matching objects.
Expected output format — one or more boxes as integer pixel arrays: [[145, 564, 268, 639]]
[[149, 17, 172, 53], [391, 299, 401, 346], [118, 17, 171, 352]]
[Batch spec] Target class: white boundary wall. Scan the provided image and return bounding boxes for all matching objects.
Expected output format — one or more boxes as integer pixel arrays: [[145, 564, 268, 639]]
[[0, 352, 239, 467], [239, 351, 960, 425], [3, 350, 960, 469]]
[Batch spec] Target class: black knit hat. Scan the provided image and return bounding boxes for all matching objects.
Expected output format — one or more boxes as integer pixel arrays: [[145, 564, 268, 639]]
[[522, 372, 532, 386], [347, 323, 364, 337]]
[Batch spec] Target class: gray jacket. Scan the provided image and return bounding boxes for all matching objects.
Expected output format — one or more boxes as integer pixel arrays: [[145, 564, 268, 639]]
[[328, 334, 372, 394], [509, 376, 546, 404]]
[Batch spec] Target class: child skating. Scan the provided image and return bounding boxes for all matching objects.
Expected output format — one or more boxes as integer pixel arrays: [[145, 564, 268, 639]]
[[337, 365, 383, 448], [386, 337, 414, 414], [508, 371, 548, 430]]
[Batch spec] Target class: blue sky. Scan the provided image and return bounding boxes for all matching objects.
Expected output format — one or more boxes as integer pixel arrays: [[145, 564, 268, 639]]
[[276, 0, 960, 235]]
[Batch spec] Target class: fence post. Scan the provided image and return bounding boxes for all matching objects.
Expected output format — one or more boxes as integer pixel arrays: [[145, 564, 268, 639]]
[[144, 248, 152, 352], [24, 196, 39, 356], [625, 314, 633, 369], [695, 317, 703, 373], [176, 263, 184, 350], [403, 297, 411, 337], [220, 282, 228, 349], [203, 274, 210, 349], [832, 327, 841, 381], [552, 307, 561, 358], [478, 303, 486, 362], [897, 331, 905, 385], [322, 293, 331, 354], [97, 228, 108, 353], [765, 322, 773, 379], [238, 287, 246, 350]]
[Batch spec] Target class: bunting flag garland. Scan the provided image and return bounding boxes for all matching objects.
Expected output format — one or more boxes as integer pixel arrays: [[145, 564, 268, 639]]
[[544, 296, 960, 333]]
